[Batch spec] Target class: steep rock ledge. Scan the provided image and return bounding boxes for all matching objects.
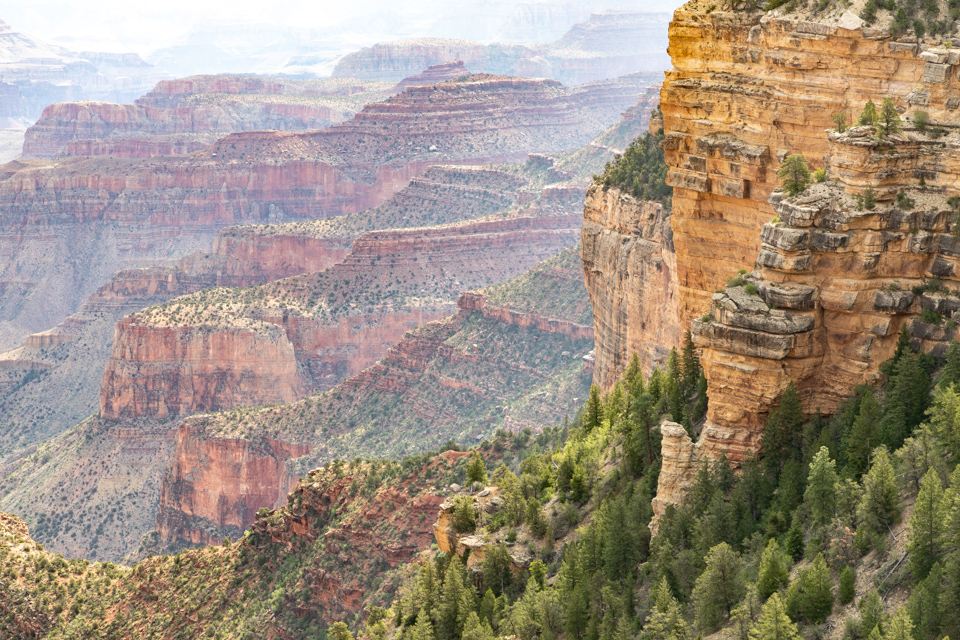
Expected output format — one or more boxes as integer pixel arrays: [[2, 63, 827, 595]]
[[581, 184, 681, 388], [650, 4, 960, 504]]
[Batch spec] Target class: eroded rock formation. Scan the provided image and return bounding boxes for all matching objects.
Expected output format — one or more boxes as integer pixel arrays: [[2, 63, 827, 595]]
[[647, 3, 960, 515], [581, 185, 681, 387], [0, 71, 647, 351]]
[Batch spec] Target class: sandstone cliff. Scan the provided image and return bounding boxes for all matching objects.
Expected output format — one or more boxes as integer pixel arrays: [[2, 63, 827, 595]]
[[648, 2, 960, 513], [581, 185, 681, 388]]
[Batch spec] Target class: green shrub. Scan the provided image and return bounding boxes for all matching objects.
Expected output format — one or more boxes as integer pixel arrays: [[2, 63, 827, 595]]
[[914, 110, 929, 133], [744, 283, 759, 296], [597, 131, 671, 205], [813, 168, 828, 183], [897, 191, 915, 210], [920, 308, 943, 325]]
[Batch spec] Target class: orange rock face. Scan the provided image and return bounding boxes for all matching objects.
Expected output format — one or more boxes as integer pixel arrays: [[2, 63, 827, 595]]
[[649, 4, 960, 501], [581, 185, 681, 388], [156, 422, 312, 545]]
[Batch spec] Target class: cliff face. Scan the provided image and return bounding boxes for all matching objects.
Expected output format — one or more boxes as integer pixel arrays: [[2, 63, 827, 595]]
[[0, 72, 646, 351], [156, 423, 312, 545], [647, 4, 960, 513], [100, 211, 581, 421], [581, 185, 681, 387]]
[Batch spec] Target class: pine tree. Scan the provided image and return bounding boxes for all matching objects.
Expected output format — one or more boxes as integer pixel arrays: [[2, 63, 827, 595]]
[[466, 451, 488, 485], [681, 331, 700, 394], [882, 325, 912, 377], [645, 577, 689, 640], [436, 557, 466, 640], [479, 589, 496, 628], [880, 352, 930, 449], [412, 608, 436, 640], [762, 382, 805, 478], [838, 567, 855, 605], [908, 468, 948, 580], [876, 98, 903, 138], [757, 538, 790, 601], [884, 608, 915, 640], [692, 542, 746, 632], [908, 563, 943, 640], [803, 447, 838, 529], [856, 447, 901, 552], [330, 622, 354, 640], [843, 389, 881, 477], [481, 543, 513, 597], [585, 385, 603, 433], [624, 352, 643, 394], [749, 594, 801, 640], [939, 342, 960, 389], [799, 554, 834, 624], [859, 590, 886, 638], [859, 100, 878, 126], [461, 612, 494, 640], [777, 155, 811, 197], [928, 384, 960, 458]]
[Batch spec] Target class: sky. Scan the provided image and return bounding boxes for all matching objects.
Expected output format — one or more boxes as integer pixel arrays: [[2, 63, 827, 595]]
[[3, 0, 685, 55]]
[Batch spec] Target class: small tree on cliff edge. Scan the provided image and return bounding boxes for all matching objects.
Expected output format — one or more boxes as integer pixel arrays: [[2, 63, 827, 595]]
[[858, 99, 878, 126], [466, 451, 488, 485], [777, 154, 811, 197], [876, 98, 903, 139]]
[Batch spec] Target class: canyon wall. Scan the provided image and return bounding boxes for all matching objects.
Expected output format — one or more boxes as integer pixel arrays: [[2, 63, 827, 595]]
[[21, 75, 393, 159], [645, 3, 960, 516], [581, 185, 681, 387], [0, 71, 644, 351]]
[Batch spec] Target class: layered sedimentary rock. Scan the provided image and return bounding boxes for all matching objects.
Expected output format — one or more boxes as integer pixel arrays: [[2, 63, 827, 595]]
[[333, 12, 672, 85], [0, 71, 647, 351], [647, 2, 960, 515], [100, 210, 582, 421], [156, 423, 312, 544], [154, 248, 593, 547], [581, 185, 681, 387], [21, 76, 394, 158]]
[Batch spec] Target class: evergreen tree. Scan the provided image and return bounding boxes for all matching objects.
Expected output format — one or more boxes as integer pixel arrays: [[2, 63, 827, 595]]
[[908, 468, 947, 580], [876, 98, 903, 138], [693, 373, 709, 423], [585, 385, 603, 433], [466, 451, 488, 485], [895, 424, 948, 495], [692, 542, 746, 632], [749, 594, 801, 640], [330, 622, 355, 640], [856, 448, 901, 552], [645, 577, 690, 640], [462, 612, 494, 640], [881, 325, 912, 378], [436, 558, 466, 640], [777, 155, 811, 197], [681, 331, 700, 394], [880, 352, 930, 449], [624, 352, 643, 393], [481, 544, 513, 597], [859, 590, 886, 638], [939, 342, 960, 389], [939, 555, 960, 639], [908, 563, 943, 640], [479, 589, 496, 628], [804, 447, 839, 529], [412, 608, 436, 640], [762, 382, 805, 478], [800, 554, 834, 624], [757, 538, 790, 601], [859, 100, 878, 126], [843, 389, 881, 477], [838, 567, 855, 605], [884, 608, 915, 640], [928, 384, 960, 458]]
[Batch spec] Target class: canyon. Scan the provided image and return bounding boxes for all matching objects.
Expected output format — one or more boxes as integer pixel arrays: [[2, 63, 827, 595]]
[[20, 75, 395, 159], [333, 11, 673, 85], [0, 70, 651, 352]]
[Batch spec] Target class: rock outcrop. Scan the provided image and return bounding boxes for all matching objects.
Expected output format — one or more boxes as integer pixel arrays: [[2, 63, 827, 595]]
[[333, 12, 672, 85], [21, 76, 394, 158], [156, 422, 312, 545], [643, 3, 960, 507], [0, 71, 648, 351], [581, 185, 681, 387]]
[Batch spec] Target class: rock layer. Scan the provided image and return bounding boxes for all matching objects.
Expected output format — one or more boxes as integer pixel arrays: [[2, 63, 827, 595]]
[[648, 4, 960, 509], [0, 71, 647, 350]]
